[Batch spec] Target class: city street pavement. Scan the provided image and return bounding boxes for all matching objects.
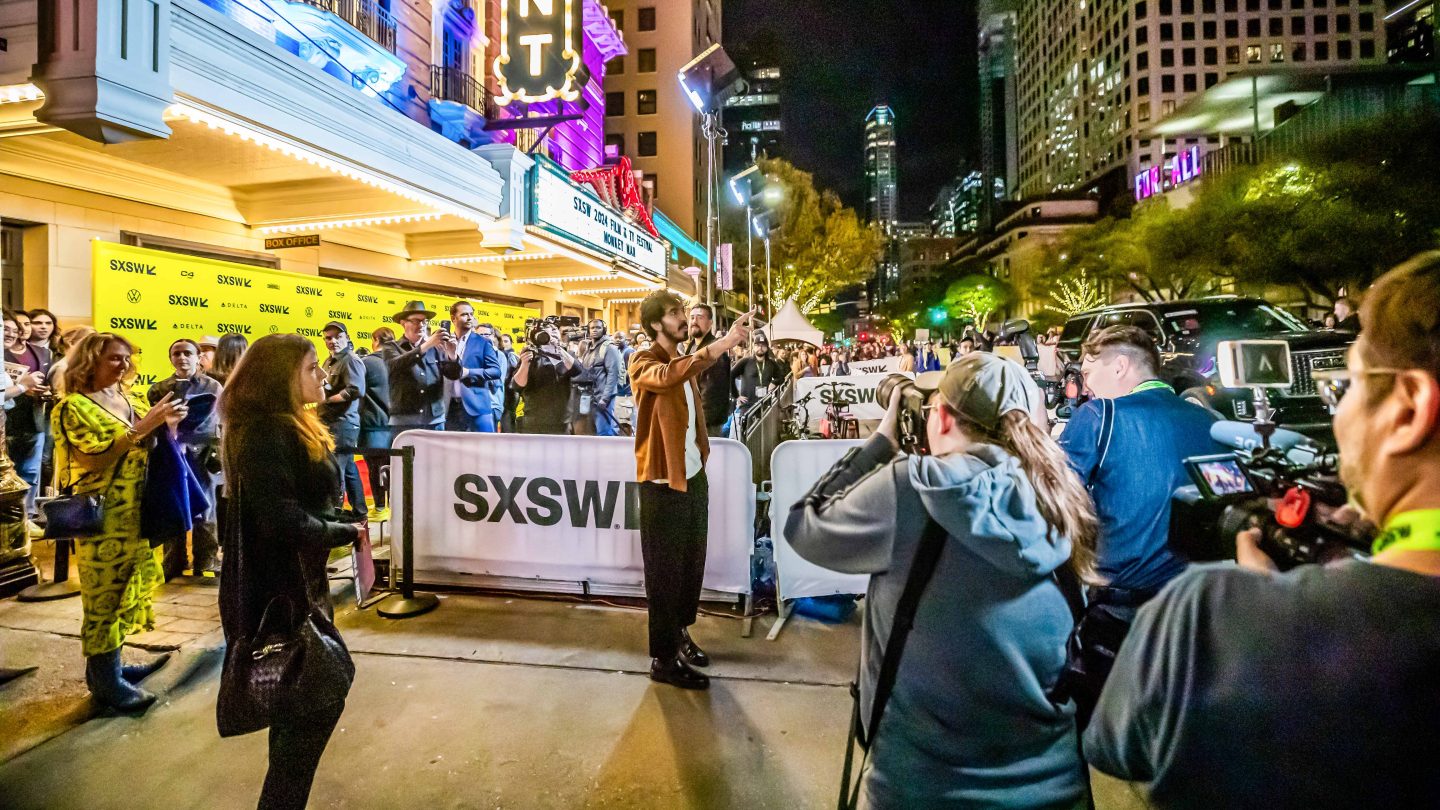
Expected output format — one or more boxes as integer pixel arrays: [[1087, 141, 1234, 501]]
[[0, 554, 1152, 809]]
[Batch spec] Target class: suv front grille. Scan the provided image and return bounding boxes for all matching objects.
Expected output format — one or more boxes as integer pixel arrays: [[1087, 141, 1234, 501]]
[[1290, 349, 1347, 396]]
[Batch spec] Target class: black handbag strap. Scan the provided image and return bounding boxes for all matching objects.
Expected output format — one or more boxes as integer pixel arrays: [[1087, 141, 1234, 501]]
[[839, 515, 950, 810], [1087, 397, 1115, 490], [54, 399, 132, 496]]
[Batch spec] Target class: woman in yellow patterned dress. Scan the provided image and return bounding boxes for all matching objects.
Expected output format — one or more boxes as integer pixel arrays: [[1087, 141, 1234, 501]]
[[54, 333, 186, 713]]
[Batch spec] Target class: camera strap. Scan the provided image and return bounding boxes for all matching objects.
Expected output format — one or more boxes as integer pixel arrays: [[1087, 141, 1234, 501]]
[[838, 515, 949, 810], [1087, 397, 1116, 490]]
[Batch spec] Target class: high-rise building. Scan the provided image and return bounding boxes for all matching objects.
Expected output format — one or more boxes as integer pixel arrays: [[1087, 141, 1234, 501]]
[[978, 0, 1019, 230], [931, 170, 987, 237], [604, 0, 723, 243], [865, 105, 898, 232], [1016, 0, 1390, 200], [723, 43, 784, 174], [1387, 1, 1436, 62]]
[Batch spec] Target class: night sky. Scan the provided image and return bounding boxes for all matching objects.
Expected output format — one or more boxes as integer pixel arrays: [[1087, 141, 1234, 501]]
[[723, 0, 980, 221]]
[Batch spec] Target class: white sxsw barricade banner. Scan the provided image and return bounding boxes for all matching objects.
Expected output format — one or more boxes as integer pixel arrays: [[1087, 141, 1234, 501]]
[[850, 355, 905, 375], [793, 372, 913, 430], [393, 432, 754, 595], [770, 440, 871, 601]]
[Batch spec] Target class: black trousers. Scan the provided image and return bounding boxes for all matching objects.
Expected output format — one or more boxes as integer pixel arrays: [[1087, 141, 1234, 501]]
[[639, 471, 709, 659], [259, 699, 345, 810]]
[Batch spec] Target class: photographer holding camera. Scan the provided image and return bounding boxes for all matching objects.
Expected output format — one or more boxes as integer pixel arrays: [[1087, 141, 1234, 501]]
[[512, 318, 579, 436], [1085, 254, 1440, 808], [1055, 325, 1223, 724], [787, 354, 1097, 810]]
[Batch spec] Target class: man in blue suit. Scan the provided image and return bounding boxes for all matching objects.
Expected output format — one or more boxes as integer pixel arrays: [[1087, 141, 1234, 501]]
[[441, 301, 502, 432]]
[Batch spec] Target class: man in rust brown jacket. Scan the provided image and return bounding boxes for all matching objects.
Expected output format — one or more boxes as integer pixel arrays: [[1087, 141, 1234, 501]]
[[630, 291, 754, 690]]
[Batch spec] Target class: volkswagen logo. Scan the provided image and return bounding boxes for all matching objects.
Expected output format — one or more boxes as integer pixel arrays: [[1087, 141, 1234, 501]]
[[269, 325, 279, 333], [126, 289, 141, 304], [305, 307, 314, 318]]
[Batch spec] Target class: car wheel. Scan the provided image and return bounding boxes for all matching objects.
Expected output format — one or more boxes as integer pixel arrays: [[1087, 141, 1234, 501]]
[[1181, 386, 1223, 417]]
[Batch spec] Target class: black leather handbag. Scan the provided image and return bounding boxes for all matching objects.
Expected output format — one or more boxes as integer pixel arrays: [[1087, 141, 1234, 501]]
[[217, 587, 354, 737], [40, 490, 107, 539]]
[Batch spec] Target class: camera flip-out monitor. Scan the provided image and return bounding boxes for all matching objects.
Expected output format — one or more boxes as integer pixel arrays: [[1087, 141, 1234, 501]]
[[1217, 340, 1293, 389], [1185, 454, 1257, 500]]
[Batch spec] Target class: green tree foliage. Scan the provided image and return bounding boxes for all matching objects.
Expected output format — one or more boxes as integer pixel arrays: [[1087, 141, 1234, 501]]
[[944, 274, 1014, 328], [718, 158, 884, 313]]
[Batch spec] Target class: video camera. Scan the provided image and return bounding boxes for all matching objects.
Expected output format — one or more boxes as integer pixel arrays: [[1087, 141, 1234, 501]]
[[523, 315, 582, 347], [1169, 340, 1371, 570]]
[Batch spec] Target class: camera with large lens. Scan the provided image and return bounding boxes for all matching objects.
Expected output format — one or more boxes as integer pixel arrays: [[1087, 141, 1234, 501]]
[[876, 373, 931, 455], [1169, 340, 1369, 569], [525, 316, 564, 347]]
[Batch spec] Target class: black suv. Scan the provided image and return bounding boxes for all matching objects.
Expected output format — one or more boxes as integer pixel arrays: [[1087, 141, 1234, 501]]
[[1057, 297, 1352, 431]]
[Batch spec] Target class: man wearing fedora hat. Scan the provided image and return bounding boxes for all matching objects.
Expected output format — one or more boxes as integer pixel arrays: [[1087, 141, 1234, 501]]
[[382, 300, 459, 435]]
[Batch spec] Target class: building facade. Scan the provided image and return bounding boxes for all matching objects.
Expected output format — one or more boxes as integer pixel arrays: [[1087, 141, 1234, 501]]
[[722, 52, 783, 175], [864, 104, 898, 232], [603, 0, 721, 245], [978, 0, 1020, 230], [0, 0, 700, 357], [1387, 0, 1436, 62], [1016, 0, 1390, 201]]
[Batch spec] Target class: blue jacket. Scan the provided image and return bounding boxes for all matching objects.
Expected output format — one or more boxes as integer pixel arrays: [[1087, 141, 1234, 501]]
[[1058, 387, 1223, 591], [787, 436, 1086, 810], [441, 332, 501, 417]]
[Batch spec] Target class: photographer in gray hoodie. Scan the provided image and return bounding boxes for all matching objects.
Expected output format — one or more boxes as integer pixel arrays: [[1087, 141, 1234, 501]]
[[788, 354, 1098, 810]]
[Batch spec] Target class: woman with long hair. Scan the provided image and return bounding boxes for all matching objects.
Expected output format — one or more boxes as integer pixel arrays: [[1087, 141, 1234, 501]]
[[216, 334, 362, 810], [47, 325, 97, 397], [53, 333, 187, 712], [208, 332, 249, 385], [788, 353, 1097, 809]]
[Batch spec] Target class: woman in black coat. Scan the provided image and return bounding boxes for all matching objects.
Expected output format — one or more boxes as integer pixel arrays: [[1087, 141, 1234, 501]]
[[216, 334, 363, 810]]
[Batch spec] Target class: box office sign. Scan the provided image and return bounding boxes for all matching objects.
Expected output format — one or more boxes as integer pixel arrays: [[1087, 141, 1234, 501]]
[[530, 161, 667, 277], [93, 242, 539, 393]]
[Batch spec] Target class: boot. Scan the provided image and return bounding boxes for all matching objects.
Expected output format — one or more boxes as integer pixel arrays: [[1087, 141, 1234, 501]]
[[86, 649, 157, 714], [0, 665, 38, 685], [649, 654, 710, 690], [121, 651, 172, 684], [679, 627, 710, 668]]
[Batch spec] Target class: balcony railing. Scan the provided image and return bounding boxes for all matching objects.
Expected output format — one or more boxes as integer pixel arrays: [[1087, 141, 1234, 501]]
[[431, 65, 489, 116], [298, 0, 398, 53]]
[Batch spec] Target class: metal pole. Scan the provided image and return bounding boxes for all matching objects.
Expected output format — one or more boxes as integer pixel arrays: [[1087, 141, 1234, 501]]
[[377, 444, 438, 618], [764, 236, 772, 321], [746, 203, 754, 348], [703, 112, 718, 308]]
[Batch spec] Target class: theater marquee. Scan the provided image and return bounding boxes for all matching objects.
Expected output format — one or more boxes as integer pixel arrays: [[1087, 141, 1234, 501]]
[[492, 0, 583, 107]]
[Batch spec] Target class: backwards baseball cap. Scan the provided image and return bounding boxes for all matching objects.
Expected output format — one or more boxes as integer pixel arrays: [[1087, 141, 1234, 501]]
[[912, 353, 1038, 432]]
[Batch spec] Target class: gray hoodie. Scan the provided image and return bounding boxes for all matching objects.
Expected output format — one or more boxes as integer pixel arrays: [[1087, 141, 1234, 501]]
[[787, 435, 1086, 810]]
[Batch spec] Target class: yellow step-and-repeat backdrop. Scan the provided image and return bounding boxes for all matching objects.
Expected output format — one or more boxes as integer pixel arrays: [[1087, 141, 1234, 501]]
[[93, 242, 539, 391]]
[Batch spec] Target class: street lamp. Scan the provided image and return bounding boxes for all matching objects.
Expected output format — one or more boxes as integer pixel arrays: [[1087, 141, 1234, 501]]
[[728, 165, 783, 326], [678, 44, 744, 307]]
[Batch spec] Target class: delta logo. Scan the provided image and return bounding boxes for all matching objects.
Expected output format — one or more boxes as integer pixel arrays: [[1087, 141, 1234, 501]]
[[216, 323, 253, 335], [109, 260, 156, 275], [259, 304, 290, 315], [296, 285, 324, 297], [168, 295, 209, 308], [109, 317, 158, 331], [217, 274, 253, 288]]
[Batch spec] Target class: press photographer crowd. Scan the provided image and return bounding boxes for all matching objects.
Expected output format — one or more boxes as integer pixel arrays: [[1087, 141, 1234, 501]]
[[3, 251, 1440, 810]]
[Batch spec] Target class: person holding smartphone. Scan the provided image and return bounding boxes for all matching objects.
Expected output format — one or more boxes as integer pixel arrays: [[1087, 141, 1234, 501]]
[[381, 301, 458, 436], [147, 339, 223, 579]]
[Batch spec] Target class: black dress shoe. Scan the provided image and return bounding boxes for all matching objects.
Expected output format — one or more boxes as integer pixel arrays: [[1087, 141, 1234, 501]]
[[679, 628, 710, 668], [649, 655, 710, 690]]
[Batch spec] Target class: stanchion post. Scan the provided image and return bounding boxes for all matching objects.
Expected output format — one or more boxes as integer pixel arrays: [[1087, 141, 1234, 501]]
[[17, 539, 81, 601], [377, 444, 439, 619]]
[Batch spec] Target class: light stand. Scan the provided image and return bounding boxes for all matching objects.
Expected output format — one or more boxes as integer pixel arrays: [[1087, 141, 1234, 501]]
[[702, 112, 722, 308], [678, 44, 743, 309]]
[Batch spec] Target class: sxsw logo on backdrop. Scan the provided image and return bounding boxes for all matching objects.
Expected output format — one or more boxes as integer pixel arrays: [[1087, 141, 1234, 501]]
[[296, 327, 325, 337], [109, 259, 156, 275], [328, 310, 352, 320], [358, 294, 379, 304], [453, 475, 639, 530], [217, 273, 252, 288], [818, 384, 875, 407], [296, 285, 324, 297], [168, 294, 209, 308], [216, 323, 253, 335], [108, 317, 158, 331], [134, 373, 159, 386], [260, 304, 290, 315]]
